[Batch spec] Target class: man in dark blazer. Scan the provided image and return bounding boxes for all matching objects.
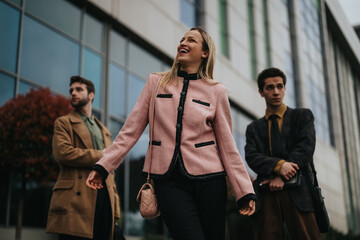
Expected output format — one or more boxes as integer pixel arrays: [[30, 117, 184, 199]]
[[245, 68, 321, 240]]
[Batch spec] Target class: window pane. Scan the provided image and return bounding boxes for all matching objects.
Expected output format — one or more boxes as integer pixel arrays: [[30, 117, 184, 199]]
[[129, 42, 162, 79], [109, 30, 126, 66], [19, 81, 37, 95], [0, 73, 15, 106], [83, 48, 102, 109], [219, 0, 229, 57], [109, 64, 126, 118], [128, 75, 145, 115], [110, 118, 123, 140], [180, 0, 196, 28], [284, 52, 296, 107], [6, 0, 22, 6], [25, 0, 81, 39], [247, 0, 257, 81], [0, 1, 20, 73], [20, 16, 79, 96], [84, 14, 103, 52]]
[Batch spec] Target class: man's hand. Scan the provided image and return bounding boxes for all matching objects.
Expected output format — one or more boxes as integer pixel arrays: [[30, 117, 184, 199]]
[[239, 200, 255, 216], [261, 176, 284, 191], [279, 162, 299, 180], [86, 170, 104, 190]]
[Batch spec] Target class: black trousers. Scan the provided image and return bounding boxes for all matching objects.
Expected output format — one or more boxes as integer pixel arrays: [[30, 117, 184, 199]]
[[154, 166, 227, 240]]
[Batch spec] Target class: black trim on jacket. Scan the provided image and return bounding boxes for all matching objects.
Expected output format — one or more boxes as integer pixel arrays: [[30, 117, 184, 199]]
[[92, 164, 109, 180], [236, 193, 257, 209], [157, 94, 173, 98], [169, 69, 199, 178], [192, 99, 211, 107], [151, 140, 161, 146], [195, 141, 215, 148]]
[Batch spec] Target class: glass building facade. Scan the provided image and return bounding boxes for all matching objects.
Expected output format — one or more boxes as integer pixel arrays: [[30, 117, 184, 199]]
[[1, 0, 360, 238], [328, 30, 360, 233], [180, 0, 202, 28], [300, 0, 331, 144], [282, 0, 298, 108]]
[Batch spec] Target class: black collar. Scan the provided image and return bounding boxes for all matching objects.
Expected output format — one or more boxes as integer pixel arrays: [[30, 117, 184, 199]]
[[177, 69, 200, 80]]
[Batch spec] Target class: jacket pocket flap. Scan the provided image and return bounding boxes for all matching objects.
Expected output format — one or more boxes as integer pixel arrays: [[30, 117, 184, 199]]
[[53, 179, 74, 191], [192, 99, 210, 107], [195, 140, 215, 148], [157, 94, 173, 98]]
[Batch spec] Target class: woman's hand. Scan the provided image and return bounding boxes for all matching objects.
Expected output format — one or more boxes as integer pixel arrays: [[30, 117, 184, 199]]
[[239, 200, 256, 216], [86, 170, 104, 190]]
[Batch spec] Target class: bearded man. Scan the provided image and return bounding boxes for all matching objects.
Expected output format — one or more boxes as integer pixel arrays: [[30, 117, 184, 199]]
[[46, 76, 122, 240]]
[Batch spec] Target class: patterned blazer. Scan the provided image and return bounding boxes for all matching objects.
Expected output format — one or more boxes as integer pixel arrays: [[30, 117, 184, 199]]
[[245, 107, 316, 212]]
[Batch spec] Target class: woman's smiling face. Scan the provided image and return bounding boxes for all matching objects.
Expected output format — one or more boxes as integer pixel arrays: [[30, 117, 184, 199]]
[[177, 30, 209, 72]]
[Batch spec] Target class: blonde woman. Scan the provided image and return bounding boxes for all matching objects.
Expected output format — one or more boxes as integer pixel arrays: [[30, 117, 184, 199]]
[[87, 27, 255, 240]]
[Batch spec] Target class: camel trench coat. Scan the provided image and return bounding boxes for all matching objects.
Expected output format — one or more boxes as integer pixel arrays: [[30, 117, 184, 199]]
[[46, 111, 120, 239]]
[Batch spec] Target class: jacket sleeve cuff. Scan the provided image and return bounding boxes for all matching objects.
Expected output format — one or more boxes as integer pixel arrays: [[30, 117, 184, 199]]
[[236, 193, 257, 209], [91, 164, 109, 180], [273, 159, 286, 175]]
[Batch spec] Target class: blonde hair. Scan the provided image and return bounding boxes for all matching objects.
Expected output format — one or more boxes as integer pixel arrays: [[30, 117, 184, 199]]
[[158, 26, 217, 89]]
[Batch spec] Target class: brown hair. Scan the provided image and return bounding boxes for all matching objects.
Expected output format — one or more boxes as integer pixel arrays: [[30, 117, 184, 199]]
[[257, 68, 287, 91], [70, 76, 95, 95]]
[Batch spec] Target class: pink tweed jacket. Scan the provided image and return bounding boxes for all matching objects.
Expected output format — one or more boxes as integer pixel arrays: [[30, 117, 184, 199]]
[[96, 73, 254, 201]]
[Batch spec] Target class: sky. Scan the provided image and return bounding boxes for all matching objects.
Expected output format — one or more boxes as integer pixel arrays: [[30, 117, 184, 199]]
[[338, 0, 360, 26]]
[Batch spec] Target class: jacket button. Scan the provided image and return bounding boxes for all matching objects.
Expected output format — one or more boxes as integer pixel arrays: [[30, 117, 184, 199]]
[[176, 124, 180, 129], [178, 106, 183, 111], [76, 191, 81, 196], [181, 92, 185, 95], [78, 175, 82, 179]]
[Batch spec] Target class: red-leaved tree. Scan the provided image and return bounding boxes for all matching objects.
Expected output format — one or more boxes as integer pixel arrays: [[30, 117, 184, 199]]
[[0, 87, 72, 240]]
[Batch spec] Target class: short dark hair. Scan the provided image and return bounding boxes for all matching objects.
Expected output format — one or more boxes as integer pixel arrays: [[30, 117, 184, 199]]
[[257, 68, 287, 91], [70, 76, 95, 95]]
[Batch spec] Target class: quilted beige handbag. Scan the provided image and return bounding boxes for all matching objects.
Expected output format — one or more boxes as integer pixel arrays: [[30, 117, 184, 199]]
[[136, 182, 160, 219], [135, 79, 161, 219]]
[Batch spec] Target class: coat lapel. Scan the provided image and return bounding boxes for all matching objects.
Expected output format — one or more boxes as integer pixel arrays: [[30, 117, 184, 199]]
[[257, 117, 270, 154], [69, 111, 94, 149], [282, 107, 292, 143]]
